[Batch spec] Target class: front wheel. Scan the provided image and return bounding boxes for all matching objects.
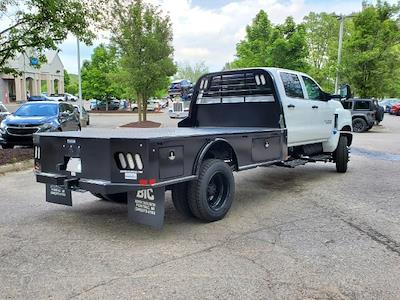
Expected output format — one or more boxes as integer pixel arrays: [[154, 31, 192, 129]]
[[334, 135, 349, 173], [188, 159, 235, 222]]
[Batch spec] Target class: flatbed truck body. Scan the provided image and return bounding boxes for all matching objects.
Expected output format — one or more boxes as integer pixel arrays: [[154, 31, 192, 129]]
[[34, 68, 352, 228]]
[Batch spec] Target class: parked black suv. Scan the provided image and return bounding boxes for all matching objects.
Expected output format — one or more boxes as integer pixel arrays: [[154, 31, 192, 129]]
[[0, 101, 80, 148], [342, 99, 377, 132]]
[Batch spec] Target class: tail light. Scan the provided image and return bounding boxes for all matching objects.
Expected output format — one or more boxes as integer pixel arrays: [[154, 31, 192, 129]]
[[34, 146, 41, 159], [116, 152, 143, 171], [118, 153, 127, 169]]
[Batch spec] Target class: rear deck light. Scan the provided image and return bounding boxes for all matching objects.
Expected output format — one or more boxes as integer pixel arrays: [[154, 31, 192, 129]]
[[118, 153, 127, 169], [34, 146, 41, 159], [126, 153, 135, 169], [135, 154, 143, 170]]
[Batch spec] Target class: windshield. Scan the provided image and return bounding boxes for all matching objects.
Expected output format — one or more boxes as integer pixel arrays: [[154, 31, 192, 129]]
[[15, 103, 58, 117]]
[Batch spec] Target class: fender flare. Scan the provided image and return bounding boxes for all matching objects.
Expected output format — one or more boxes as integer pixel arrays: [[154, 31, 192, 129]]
[[193, 138, 238, 175]]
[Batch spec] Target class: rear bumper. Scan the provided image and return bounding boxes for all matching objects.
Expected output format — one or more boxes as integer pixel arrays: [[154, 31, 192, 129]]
[[168, 111, 189, 119], [35, 171, 196, 194]]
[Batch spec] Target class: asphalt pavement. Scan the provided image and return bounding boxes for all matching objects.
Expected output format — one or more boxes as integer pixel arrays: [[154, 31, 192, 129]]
[[0, 113, 399, 299]]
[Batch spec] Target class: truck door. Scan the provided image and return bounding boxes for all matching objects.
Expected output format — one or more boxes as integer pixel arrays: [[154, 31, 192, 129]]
[[279, 72, 318, 146], [301, 75, 335, 140]]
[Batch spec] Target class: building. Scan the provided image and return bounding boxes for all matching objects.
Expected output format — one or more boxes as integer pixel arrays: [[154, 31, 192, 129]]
[[0, 50, 64, 103]]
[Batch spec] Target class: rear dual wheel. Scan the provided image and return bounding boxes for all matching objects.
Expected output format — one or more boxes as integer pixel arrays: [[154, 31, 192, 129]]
[[172, 159, 235, 222]]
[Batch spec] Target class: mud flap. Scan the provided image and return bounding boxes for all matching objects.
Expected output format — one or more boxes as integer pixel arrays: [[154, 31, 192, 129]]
[[128, 187, 165, 229], [46, 184, 72, 206]]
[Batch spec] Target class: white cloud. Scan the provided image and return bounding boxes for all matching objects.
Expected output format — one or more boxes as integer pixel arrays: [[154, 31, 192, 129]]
[[60, 0, 375, 73]]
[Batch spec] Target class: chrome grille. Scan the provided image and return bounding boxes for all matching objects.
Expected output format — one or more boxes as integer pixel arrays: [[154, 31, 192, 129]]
[[7, 126, 39, 136], [173, 102, 183, 112]]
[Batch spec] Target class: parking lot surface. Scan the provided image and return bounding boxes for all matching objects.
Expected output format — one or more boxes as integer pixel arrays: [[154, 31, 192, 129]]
[[1, 113, 399, 299]]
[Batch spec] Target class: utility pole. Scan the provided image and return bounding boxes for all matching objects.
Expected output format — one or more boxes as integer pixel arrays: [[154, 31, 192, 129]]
[[335, 15, 345, 94], [77, 38, 83, 120]]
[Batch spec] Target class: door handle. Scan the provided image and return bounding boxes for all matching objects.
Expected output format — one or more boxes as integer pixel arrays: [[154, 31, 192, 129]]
[[287, 104, 295, 108], [312, 105, 319, 109]]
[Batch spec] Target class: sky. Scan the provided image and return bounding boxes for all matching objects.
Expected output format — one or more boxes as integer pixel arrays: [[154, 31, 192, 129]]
[[58, 0, 387, 74]]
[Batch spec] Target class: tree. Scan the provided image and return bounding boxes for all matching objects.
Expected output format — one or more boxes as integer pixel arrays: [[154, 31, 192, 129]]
[[303, 12, 341, 91], [175, 61, 209, 84], [81, 44, 124, 107], [64, 70, 70, 87], [232, 11, 309, 72], [111, 0, 176, 122], [342, 1, 400, 98], [0, 0, 98, 74]]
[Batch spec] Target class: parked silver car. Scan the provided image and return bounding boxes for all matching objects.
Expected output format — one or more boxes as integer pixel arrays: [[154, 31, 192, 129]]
[[73, 105, 90, 126]]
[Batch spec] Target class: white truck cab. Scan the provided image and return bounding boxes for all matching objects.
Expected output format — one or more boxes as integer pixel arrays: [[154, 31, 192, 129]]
[[266, 68, 352, 153]]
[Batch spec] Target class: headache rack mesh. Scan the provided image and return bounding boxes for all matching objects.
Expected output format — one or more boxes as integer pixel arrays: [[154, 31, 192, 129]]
[[196, 71, 274, 104]]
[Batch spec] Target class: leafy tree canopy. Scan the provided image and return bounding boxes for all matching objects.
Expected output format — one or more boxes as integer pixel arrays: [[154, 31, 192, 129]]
[[81, 44, 124, 102], [232, 11, 309, 72], [111, 0, 176, 121], [342, 1, 400, 98], [0, 0, 98, 74], [175, 61, 209, 84]]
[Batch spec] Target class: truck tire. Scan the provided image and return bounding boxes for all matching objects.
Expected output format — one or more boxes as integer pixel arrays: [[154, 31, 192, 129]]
[[334, 136, 349, 173], [352, 118, 367, 133], [171, 183, 193, 218], [188, 159, 235, 222]]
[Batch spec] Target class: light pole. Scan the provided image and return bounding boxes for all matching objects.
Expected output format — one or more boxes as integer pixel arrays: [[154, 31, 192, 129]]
[[77, 38, 83, 120], [334, 14, 354, 94], [334, 15, 345, 94]]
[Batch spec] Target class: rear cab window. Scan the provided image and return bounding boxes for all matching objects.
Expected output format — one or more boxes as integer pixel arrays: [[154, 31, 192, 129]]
[[196, 71, 275, 104], [280, 72, 304, 99]]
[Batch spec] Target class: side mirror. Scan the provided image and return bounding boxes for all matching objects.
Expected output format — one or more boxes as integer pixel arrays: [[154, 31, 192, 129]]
[[339, 84, 352, 100], [60, 111, 69, 118]]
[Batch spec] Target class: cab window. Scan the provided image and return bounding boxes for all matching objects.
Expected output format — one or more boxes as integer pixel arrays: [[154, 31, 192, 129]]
[[302, 76, 323, 100], [354, 101, 371, 110], [280, 72, 304, 99]]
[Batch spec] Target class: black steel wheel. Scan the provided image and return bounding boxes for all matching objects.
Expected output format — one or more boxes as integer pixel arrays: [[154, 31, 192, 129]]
[[171, 183, 193, 218], [352, 118, 368, 133], [188, 159, 235, 222], [334, 135, 349, 173]]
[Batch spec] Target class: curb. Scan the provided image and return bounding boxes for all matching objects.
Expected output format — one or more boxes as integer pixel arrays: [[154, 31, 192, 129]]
[[0, 159, 33, 175]]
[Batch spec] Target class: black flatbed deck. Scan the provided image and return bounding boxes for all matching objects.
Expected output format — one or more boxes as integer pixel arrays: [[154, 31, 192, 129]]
[[39, 127, 284, 140]]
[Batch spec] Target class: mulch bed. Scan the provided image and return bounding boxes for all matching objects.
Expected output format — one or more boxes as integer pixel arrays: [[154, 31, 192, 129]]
[[0, 148, 34, 166], [120, 121, 161, 128]]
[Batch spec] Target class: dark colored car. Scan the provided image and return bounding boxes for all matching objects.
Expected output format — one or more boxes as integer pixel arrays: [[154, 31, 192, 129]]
[[342, 99, 376, 132], [92, 100, 120, 111], [0, 101, 80, 149], [168, 79, 193, 97], [390, 102, 400, 115], [28, 95, 49, 101], [0, 103, 10, 121]]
